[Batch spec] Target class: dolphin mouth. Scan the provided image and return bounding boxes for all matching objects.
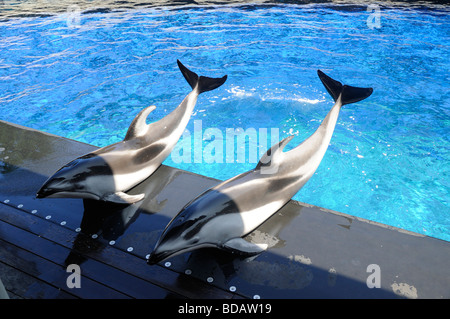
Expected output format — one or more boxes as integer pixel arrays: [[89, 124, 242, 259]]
[[147, 251, 172, 265], [147, 245, 199, 265], [36, 186, 100, 201], [36, 187, 56, 199], [147, 242, 216, 265]]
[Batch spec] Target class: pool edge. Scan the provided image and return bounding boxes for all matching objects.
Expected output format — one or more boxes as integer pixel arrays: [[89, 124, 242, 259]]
[[1, 120, 449, 299]]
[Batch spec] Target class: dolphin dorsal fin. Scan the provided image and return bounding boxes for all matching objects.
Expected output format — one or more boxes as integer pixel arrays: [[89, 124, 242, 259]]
[[256, 135, 295, 171], [124, 105, 156, 140]]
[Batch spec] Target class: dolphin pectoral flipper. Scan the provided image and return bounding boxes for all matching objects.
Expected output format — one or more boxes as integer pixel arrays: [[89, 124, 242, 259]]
[[102, 192, 145, 204], [177, 60, 227, 94], [317, 70, 373, 105], [222, 238, 268, 256]]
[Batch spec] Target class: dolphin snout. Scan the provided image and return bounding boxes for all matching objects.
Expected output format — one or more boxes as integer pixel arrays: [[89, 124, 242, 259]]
[[147, 243, 187, 265], [36, 177, 67, 199], [147, 251, 169, 265], [36, 186, 54, 199], [36, 189, 45, 198]]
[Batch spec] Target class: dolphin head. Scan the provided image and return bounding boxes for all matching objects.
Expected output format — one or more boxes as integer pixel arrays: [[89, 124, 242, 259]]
[[147, 210, 209, 265], [36, 165, 97, 200], [147, 189, 242, 265], [36, 175, 73, 198], [36, 154, 112, 200]]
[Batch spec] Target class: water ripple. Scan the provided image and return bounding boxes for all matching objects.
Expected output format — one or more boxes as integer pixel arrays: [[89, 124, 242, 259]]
[[0, 3, 448, 240]]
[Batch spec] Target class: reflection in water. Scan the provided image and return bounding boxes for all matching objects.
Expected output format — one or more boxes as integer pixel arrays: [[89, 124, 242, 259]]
[[80, 199, 140, 239], [171, 206, 303, 290], [65, 199, 141, 265], [64, 166, 183, 265]]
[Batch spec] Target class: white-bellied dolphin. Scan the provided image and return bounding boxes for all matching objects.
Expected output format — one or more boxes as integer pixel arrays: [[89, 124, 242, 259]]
[[36, 60, 227, 204], [147, 70, 373, 264]]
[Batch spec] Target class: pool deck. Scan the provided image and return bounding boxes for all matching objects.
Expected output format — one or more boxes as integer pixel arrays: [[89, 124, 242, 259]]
[[0, 120, 449, 299]]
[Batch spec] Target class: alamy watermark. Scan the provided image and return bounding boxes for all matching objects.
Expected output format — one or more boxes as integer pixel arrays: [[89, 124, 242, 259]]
[[170, 120, 281, 174], [66, 5, 81, 28], [63, 3, 382, 30], [367, 4, 382, 29], [0, 1, 383, 30], [66, 264, 81, 289], [366, 263, 381, 288]]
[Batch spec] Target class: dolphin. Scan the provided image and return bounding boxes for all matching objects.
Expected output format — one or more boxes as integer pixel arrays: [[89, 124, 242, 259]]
[[36, 60, 227, 204], [147, 70, 373, 264]]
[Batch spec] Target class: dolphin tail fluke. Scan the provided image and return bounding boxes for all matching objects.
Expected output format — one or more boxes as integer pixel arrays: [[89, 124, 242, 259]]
[[317, 70, 373, 106], [177, 60, 227, 94]]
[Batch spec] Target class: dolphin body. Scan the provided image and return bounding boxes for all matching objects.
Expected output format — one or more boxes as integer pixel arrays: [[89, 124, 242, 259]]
[[148, 70, 373, 264], [36, 61, 227, 204]]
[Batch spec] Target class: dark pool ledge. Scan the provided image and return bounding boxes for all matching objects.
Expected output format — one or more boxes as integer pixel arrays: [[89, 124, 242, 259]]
[[0, 120, 448, 299]]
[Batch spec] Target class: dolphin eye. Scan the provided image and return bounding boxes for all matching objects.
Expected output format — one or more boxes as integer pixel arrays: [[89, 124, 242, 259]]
[[191, 237, 199, 244]]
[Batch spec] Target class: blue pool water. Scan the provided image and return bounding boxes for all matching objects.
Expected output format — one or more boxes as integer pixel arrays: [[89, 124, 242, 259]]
[[0, 3, 449, 241]]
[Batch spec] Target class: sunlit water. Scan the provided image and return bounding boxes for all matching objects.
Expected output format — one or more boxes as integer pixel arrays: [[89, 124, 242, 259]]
[[0, 3, 449, 241]]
